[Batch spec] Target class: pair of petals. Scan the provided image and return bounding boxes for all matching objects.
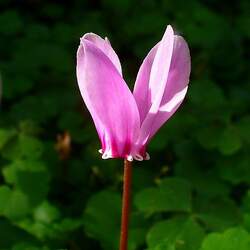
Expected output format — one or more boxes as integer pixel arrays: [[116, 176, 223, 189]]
[[76, 25, 191, 160]]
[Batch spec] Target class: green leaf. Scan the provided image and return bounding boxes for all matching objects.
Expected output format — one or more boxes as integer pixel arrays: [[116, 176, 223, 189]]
[[11, 242, 49, 250], [83, 190, 121, 250], [2, 160, 50, 206], [194, 197, 242, 231], [129, 227, 148, 250], [189, 80, 227, 110], [135, 178, 192, 214], [148, 241, 176, 250], [0, 186, 12, 214], [83, 190, 146, 250], [2, 134, 44, 160], [217, 155, 250, 184], [2, 164, 18, 183], [243, 214, 250, 232], [0, 218, 36, 249], [4, 190, 30, 220], [0, 187, 30, 220], [17, 219, 49, 240], [218, 126, 242, 155], [0, 129, 16, 150], [33, 201, 60, 224], [175, 161, 230, 198], [128, 212, 149, 250], [15, 169, 49, 206], [200, 227, 250, 250], [55, 218, 82, 232], [3, 160, 47, 184], [195, 125, 224, 150], [17, 215, 82, 241], [147, 216, 205, 250]]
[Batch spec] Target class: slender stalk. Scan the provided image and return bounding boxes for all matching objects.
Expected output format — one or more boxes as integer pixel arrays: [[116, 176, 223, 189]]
[[119, 159, 132, 250]]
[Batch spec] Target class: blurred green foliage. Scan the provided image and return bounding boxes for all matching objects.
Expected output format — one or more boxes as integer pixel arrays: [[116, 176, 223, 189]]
[[0, 0, 250, 249]]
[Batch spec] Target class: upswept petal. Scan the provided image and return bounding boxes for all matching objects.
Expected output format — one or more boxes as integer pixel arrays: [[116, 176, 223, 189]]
[[149, 35, 191, 139], [133, 26, 191, 154], [134, 25, 175, 147], [82, 33, 122, 75], [76, 39, 140, 159]]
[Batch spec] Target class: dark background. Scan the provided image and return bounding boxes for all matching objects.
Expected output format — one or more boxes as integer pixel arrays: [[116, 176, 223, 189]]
[[0, 0, 250, 250]]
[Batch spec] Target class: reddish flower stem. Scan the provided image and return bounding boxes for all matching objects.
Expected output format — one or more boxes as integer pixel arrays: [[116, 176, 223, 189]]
[[119, 159, 132, 250]]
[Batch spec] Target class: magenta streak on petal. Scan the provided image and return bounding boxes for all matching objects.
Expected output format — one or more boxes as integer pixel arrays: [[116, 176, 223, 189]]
[[139, 145, 147, 158], [122, 140, 132, 158], [110, 136, 119, 157]]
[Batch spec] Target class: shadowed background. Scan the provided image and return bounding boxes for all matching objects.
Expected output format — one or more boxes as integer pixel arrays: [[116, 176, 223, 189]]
[[0, 0, 250, 250]]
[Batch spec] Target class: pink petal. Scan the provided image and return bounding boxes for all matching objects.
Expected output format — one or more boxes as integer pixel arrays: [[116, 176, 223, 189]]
[[134, 26, 175, 147], [133, 26, 191, 153], [149, 36, 191, 139], [76, 38, 140, 159], [82, 33, 122, 75]]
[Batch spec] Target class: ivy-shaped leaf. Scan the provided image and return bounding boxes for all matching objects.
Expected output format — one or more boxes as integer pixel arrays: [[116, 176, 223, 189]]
[[135, 178, 192, 214], [147, 216, 205, 250], [200, 227, 250, 250]]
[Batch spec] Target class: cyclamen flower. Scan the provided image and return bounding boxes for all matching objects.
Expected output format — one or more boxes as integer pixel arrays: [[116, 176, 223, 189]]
[[76, 25, 191, 161]]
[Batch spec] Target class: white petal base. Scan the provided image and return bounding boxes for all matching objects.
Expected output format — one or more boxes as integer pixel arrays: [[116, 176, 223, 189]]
[[98, 149, 150, 161]]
